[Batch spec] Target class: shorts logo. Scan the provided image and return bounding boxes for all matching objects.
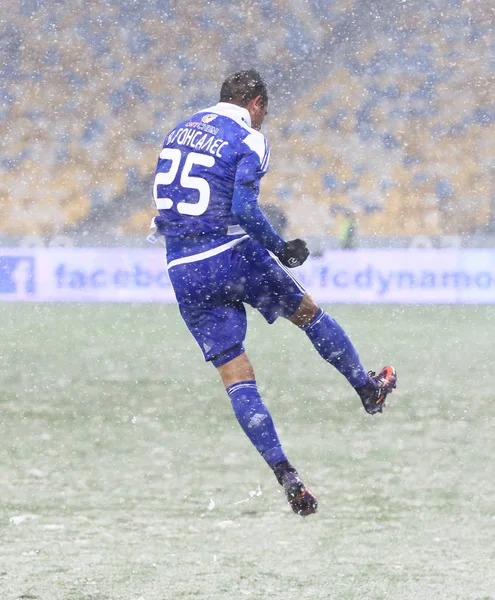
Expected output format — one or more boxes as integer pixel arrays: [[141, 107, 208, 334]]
[[0, 256, 35, 295], [201, 114, 218, 123]]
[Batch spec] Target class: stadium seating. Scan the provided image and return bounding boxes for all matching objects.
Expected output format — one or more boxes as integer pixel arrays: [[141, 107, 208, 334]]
[[1, 0, 492, 239]]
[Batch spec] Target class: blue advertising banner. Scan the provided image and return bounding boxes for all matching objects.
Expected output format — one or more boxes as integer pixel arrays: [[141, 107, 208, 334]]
[[0, 247, 494, 304]]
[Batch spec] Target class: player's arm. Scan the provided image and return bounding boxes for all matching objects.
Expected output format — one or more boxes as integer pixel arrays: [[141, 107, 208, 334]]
[[232, 179, 284, 253], [232, 153, 309, 267]]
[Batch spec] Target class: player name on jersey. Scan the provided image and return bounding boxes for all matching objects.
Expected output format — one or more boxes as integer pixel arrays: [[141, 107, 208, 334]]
[[153, 103, 270, 256], [165, 122, 229, 158]]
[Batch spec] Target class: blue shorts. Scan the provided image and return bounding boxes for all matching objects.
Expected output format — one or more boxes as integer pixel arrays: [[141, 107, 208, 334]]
[[167, 237, 306, 367]]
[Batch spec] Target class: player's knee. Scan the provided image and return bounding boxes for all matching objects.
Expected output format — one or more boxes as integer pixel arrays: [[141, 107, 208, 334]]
[[217, 351, 255, 388], [288, 293, 319, 327]]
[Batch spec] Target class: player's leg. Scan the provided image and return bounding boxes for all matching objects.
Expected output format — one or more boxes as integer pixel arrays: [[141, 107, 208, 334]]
[[237, 242, 372, 391], [216, 352, 285, 470], [288, 292, 369, 386], [168, 255, 316, 516], [216, 352, 317, 517], [233, 239, 397, 414], [288, 293, 397, 413]]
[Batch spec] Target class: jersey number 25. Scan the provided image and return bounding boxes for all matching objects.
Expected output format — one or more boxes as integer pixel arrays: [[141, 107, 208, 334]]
[[153, 148, 215, 216]]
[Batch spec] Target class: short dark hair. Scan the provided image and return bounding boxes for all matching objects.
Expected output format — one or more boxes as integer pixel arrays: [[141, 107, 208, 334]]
[[220, 69, 268, 107]]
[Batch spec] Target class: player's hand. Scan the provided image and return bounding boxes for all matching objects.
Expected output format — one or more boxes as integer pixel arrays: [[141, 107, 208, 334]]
[[276, 239, 309, 268]]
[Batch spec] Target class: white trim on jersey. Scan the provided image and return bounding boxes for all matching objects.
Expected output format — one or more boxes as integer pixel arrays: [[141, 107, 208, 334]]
[[166, 235, 249, 270], [260, 139, 270, 172], [196, 103, 270, 171], [197, 102, 252, 128], [227, 224, 246, 235], [243, 131, 267, 165]]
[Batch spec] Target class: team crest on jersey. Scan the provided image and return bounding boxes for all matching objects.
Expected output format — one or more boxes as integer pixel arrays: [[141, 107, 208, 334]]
[[202, 114, 218, 123]]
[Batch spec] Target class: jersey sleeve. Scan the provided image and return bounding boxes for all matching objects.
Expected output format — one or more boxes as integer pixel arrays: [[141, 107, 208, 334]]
[[234, 131, 270, 191], [232, 131, 284, 254]]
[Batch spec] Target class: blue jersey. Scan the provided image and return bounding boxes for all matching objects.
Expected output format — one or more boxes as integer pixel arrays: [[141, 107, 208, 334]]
[[152, 102, 271, 261]]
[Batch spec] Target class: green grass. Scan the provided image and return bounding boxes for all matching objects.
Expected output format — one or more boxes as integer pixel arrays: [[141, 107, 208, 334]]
[[1, 303, 494, 600]]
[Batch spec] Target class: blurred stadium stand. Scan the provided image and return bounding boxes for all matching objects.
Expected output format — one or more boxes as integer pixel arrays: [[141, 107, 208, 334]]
[[0, 0, 493, 242]]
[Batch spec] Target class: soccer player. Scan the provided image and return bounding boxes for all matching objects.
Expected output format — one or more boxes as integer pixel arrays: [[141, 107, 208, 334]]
[[151, 70, 397, 516]]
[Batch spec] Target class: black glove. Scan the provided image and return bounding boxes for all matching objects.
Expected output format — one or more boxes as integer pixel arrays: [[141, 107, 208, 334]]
[[276, 239, 309, 268]]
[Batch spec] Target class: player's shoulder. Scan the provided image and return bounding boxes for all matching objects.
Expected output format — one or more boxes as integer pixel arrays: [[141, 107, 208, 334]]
[[241, 128, 268, 167], [193, 103, 269, 168]]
